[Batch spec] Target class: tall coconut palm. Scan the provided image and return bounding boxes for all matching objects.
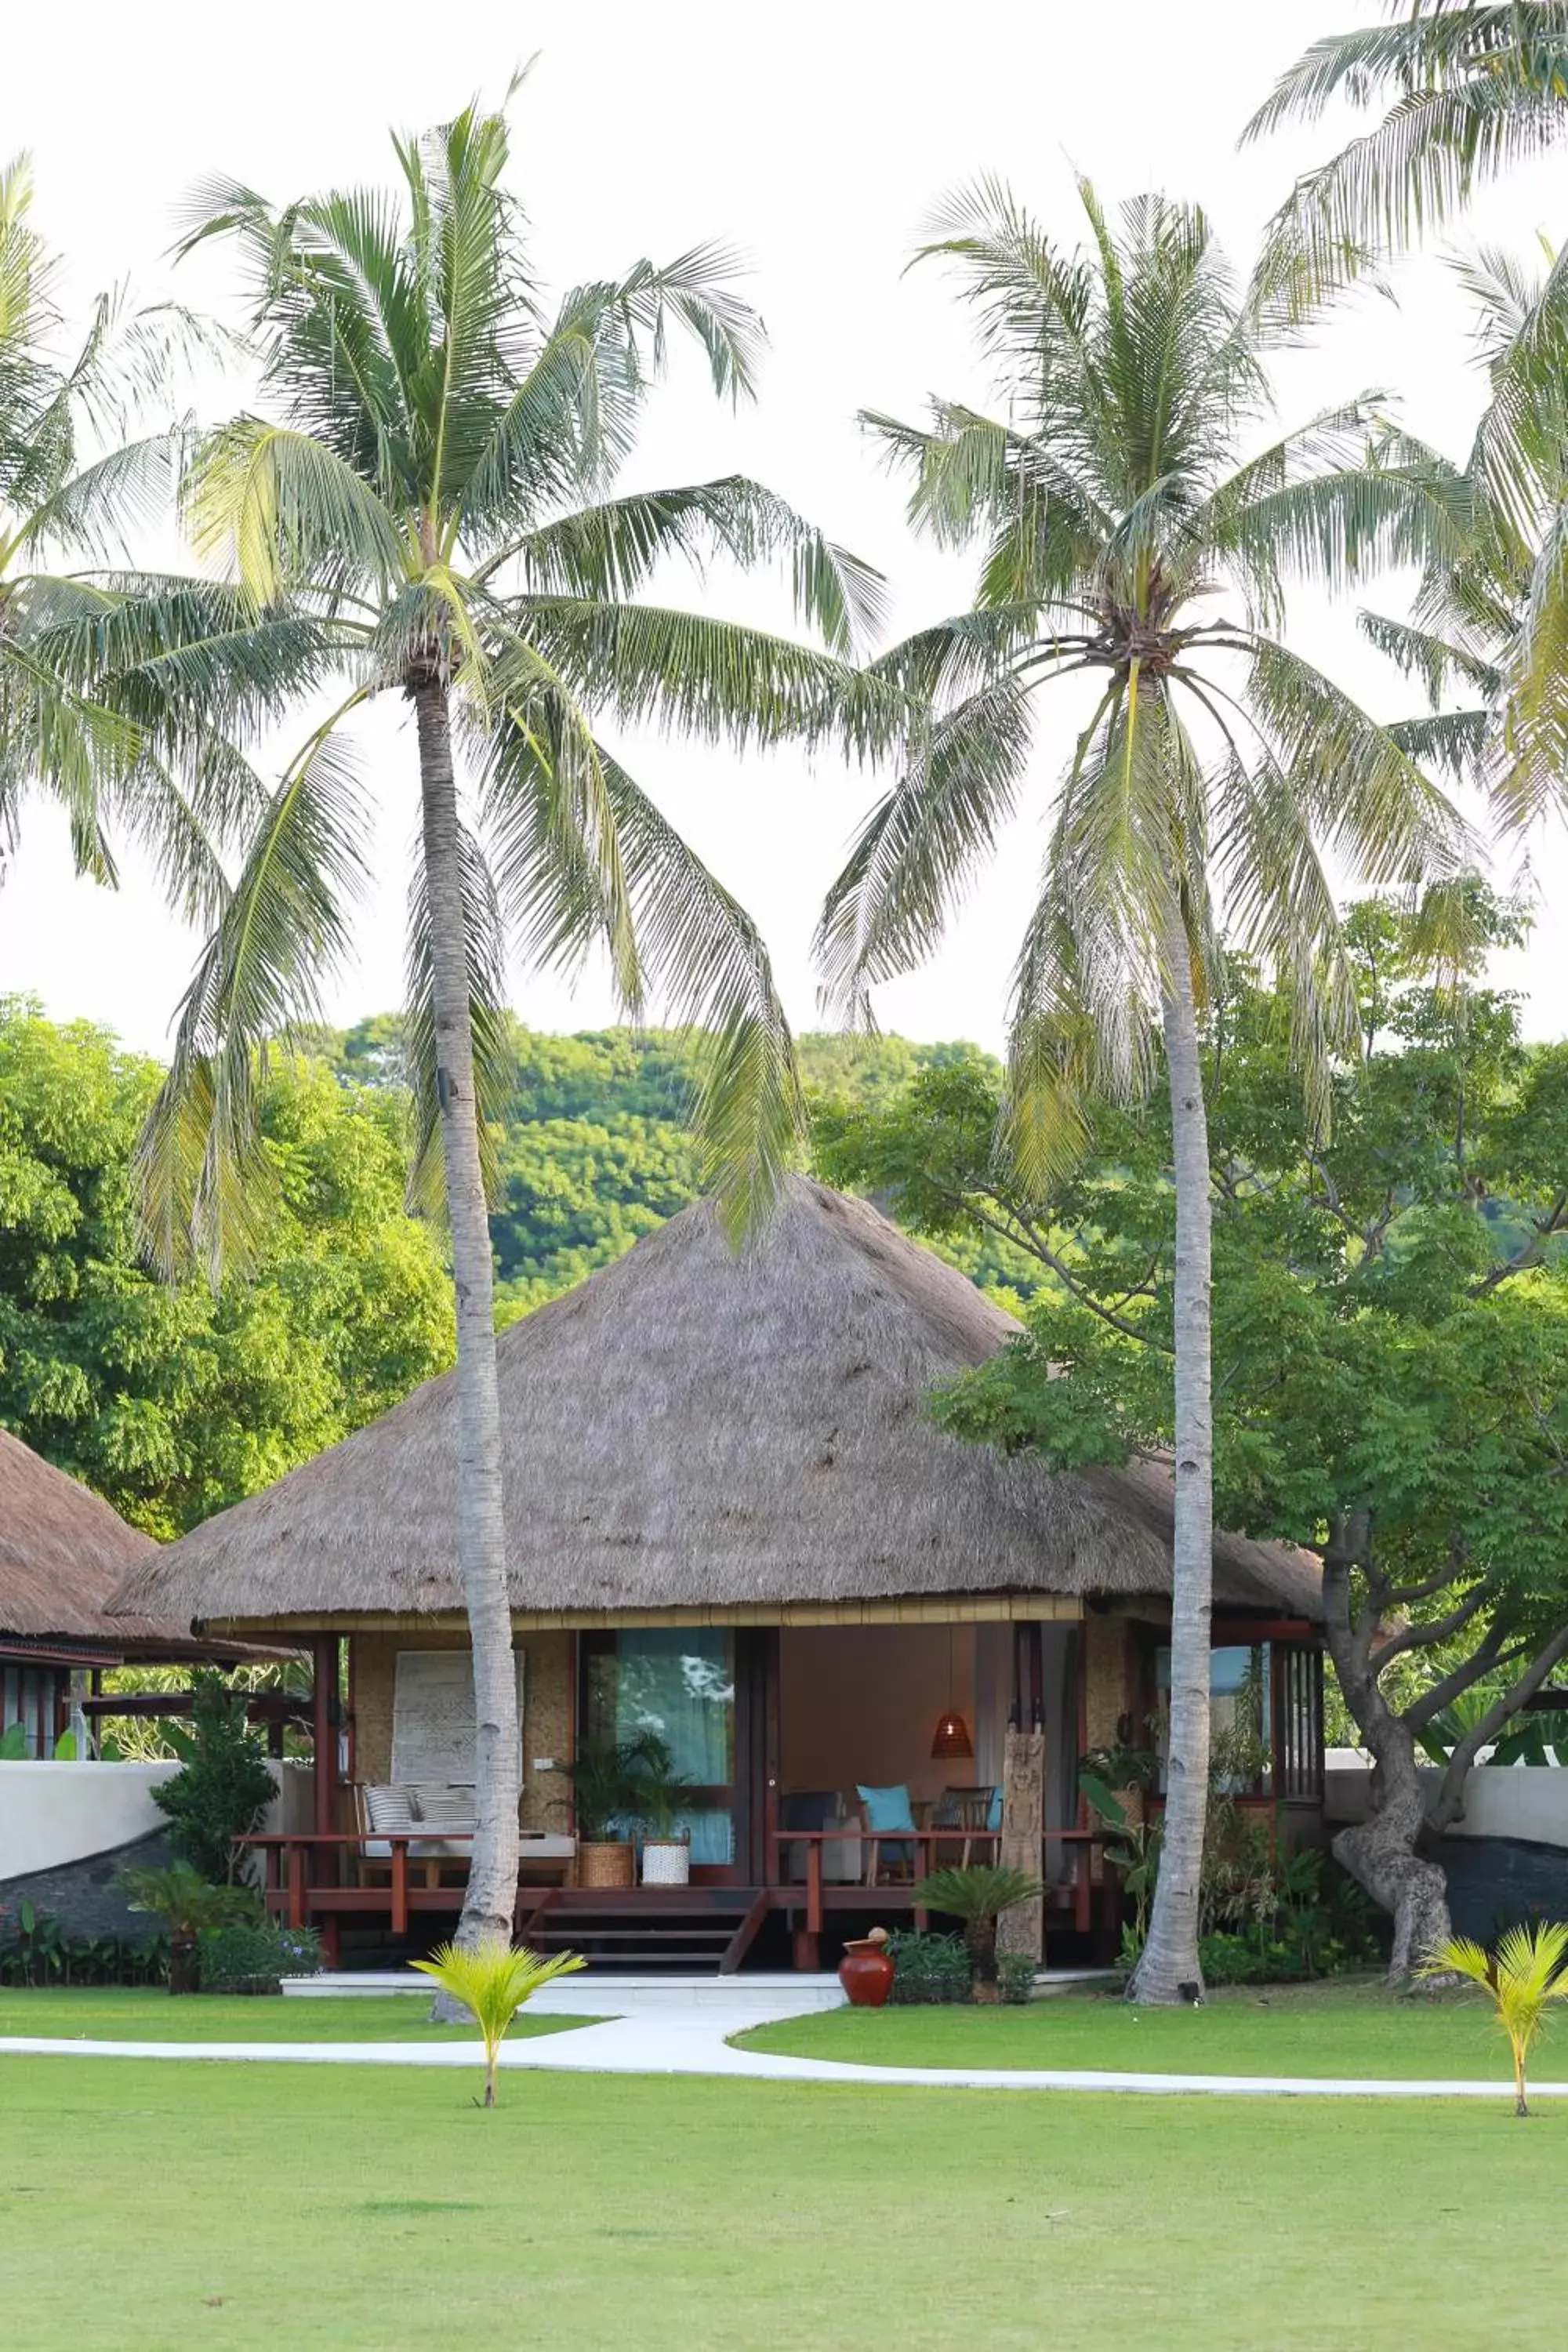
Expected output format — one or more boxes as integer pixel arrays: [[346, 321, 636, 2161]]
[[123, 93, 884, 1951], [0, 154, 240, 906], [817, 180, 1467, 2001]]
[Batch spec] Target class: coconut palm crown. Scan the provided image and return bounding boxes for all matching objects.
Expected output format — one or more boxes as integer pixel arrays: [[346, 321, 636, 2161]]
[[127, 85, 887, 1276], [818, 179, 1466, 2002]]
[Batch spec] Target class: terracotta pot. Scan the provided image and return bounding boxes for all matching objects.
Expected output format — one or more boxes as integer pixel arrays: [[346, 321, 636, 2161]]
[[839, 1935, 895, 2008], [578, 1838, 635, 1889]]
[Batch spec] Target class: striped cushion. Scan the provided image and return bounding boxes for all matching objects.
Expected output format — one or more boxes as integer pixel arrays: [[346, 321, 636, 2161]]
[[409, 1786, 476, 1833], [364, 1784, 422, 1835]]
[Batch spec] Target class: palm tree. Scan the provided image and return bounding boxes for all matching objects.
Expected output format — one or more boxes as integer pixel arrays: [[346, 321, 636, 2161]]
[[1247, 3, 1568, 290], [1358, 252, 1568, 834], [411, 1939, 587, 2107], [1422, 1920, 1568, 2115], [125, 91, 884, 1951], [0, 154, 234, 906], [817, 180, 1466, 2002]]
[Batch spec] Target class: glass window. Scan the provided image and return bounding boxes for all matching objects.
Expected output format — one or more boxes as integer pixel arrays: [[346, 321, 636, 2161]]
[[584, 1631, 736, 1866], [1154, 1645, 1272, 1791]]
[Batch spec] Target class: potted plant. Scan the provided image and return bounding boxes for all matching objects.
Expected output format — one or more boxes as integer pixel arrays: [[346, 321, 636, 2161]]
[[633, 1735, 695, 1886], [561, 1738, 652, 1888]]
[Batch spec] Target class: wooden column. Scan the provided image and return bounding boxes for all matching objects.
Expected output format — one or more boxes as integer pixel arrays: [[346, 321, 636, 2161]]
[[310, 1632, 337, 1838], [996, 1722, 1045, 1964]]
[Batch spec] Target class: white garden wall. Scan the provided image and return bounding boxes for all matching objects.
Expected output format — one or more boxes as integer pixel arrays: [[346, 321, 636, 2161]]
[[0, 1759, 179, 1882], [1326, 1751, 1568, 1849]]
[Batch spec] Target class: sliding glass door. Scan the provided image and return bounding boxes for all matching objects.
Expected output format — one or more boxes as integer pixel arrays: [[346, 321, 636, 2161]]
[[581, 1629, 742, 1878]]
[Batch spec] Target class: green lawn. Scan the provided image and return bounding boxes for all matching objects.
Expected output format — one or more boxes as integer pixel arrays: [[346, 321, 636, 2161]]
[[2, 2054, 1563, 2349], [0, 1987, 602, 2044], [735, 1976, 1549, 2080]]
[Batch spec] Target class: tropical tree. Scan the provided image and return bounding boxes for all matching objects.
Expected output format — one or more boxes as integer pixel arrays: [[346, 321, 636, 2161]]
[[0, 154, 232, 901], [1249, 6, 1568, 801], [910, 1864, 1044, 1999], [124, 92, 883, 1954], [1247, 2, 1568, 290], [816, 178, 1465, 2002], [873, 904, 1568, 1978]]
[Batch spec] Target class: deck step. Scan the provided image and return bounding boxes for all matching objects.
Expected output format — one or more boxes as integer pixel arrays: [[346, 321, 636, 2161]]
[[526, 1889, 763, 1974]]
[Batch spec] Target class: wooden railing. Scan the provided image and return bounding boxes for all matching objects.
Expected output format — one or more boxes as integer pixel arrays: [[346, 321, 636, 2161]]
[[767, 1827, 1116, 1941]]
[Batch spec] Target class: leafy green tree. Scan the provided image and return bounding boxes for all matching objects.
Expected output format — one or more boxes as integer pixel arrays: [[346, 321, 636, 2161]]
[[851, 895, 1568, 1977], [817, 179, 1462, 2000], [0, 999, 453, 1534], [125, 91, 881, 1951], [151, 1670, 278, 1884]]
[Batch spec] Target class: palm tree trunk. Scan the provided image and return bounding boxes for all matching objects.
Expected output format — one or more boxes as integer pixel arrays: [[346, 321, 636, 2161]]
[[411, 674, 521, 1954], [1127, 916, 1212, 2004]]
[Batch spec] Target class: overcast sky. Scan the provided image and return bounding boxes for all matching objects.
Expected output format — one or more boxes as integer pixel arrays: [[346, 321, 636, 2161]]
[[3, 0, 1566, 1057]]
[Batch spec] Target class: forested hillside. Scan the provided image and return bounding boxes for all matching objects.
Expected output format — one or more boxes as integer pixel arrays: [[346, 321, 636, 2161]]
[[0, 1003, 1033, 1533], [332, 1018, 1044, 1315]]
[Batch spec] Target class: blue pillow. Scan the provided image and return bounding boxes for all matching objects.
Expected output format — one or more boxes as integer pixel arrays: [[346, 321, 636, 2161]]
[[987, 1788, 1003, 1831], [857, 1782, 916, 1834]]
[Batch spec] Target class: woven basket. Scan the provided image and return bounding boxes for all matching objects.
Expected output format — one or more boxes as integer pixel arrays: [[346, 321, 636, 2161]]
[[640, 1838, 691, 1887], [578, 1839, 634, 1889]]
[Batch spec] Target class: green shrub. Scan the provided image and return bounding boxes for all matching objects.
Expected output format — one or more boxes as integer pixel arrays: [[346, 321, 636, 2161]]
[[198, 1918, 323, 1994], [0, 1902, 169, 1987], [151, 1672, 278, 1882], [885, 1930, 972, 2005], [997, 1951, 1037, 2005]]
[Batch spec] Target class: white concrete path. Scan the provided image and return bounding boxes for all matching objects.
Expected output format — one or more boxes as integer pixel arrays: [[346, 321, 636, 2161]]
[[0, 1974, 1550, 2100]]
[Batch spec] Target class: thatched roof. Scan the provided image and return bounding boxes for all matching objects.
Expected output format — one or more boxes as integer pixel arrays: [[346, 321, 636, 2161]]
[[111, 1178, 1320, 1628], [0, 1427, 220, 1657]]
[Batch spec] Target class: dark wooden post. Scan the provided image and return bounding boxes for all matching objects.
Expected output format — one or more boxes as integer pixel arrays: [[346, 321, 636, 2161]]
[[310, 1632, 337, 1907], [310, 1633, 336, 1835]]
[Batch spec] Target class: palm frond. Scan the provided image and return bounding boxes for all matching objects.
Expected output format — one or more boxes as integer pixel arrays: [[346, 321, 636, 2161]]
[[498, 476, 885, 656], [183, 418, 407, 607], [136, 706, 372, 1282], [595, 746, 804, 1242], [815, 663, 1038, 1025]]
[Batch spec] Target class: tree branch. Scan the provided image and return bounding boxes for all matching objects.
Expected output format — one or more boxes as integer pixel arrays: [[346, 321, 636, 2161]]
[[1403, 1623, 1511, 1734], [1370, 1583, 1490, 1672]]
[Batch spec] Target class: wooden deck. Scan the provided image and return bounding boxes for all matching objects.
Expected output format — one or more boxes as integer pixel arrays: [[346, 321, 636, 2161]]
[[244, 1826, 1123, 1972]]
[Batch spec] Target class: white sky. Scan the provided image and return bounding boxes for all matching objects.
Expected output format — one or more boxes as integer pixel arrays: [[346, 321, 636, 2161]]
[[2, 0, 1566, 1056]]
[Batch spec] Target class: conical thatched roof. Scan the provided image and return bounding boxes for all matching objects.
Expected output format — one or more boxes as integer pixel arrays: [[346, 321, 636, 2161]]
[[0, 1427, 205, 1656], [111, 1178, 1320, 1629]]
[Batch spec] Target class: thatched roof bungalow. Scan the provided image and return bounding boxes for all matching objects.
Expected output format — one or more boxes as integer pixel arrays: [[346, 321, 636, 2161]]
[[114, 1177, 1318, 1632], [0, 1427, 242, 1757], [108, 1180, 1323, 1965]]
